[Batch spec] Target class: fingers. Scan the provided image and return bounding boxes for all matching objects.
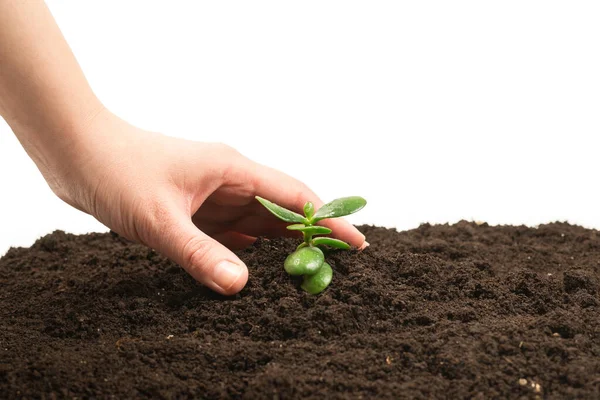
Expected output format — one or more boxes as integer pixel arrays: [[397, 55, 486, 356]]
[[228, 215, 298, 239], [317, 217, 367, 249], [155, 212, 249, 295], [248, 163, 367, 248], [194, 214, 296, 241], [211, 231, 257, 250], [249, 163, 324, 213]]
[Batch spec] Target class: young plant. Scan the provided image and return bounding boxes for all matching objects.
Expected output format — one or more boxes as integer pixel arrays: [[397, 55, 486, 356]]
[[255, 195, 367, 294]]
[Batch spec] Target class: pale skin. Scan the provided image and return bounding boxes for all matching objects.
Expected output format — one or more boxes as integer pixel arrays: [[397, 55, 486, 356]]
[[0, 1, 368, 295]]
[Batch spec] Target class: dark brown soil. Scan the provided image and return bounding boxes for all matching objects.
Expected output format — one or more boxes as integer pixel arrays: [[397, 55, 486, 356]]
[[2, 222, 600, 399]]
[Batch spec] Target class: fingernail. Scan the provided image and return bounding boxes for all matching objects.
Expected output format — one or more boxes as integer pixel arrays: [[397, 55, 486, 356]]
[[213, 260, 245, 291], [359, 241, 370, 251]]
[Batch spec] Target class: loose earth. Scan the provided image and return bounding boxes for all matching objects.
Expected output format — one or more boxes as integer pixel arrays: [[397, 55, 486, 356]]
[[1, 222, 600, 399]]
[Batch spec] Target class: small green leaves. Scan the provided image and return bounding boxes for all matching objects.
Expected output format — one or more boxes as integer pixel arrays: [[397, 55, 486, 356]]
[[312, 196, 367, 222], [287, 224, 332, 235], [303, 202, 315, 219], [255, 196, 306, 223], [312, 237, 351, 250], [284, 247, 324, 276], [301, 262, 333, 294], [255, 195, 366, 295]]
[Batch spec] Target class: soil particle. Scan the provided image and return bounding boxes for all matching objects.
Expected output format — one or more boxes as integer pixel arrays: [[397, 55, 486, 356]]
[[2, 222, 600, 398]]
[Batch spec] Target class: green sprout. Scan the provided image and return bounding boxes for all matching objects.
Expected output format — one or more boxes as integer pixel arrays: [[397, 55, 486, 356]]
[[255, 196, 367, 294]]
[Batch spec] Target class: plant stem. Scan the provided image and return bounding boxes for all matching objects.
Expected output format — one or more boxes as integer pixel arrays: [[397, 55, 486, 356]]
[[303, 231, 313, 246]]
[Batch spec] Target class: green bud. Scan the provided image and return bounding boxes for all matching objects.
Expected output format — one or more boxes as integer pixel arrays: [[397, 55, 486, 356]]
[[303, 201, 315, 219]]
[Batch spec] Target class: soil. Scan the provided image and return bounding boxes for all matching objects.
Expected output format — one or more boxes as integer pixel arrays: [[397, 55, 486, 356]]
[[2, 222, 600, 399]]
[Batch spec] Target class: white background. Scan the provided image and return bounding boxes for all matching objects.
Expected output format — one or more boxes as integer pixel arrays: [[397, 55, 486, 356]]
[[1, 1, 599, 256]]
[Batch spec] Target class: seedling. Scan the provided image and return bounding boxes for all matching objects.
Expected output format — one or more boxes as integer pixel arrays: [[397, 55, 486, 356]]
[[255, 196, 366, 294]]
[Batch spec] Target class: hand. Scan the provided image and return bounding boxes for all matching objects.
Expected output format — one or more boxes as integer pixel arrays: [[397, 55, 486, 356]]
[[0, 1, 366, 295], [54, 110, 367, 295]]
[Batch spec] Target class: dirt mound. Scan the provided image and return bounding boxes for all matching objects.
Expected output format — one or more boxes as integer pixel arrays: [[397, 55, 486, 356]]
[[2, 222, 600, 398]]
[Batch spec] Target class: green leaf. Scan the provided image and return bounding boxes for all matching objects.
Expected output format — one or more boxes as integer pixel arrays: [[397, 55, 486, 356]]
[[255, 196, 306, 223], [287, 224, 332, 235], [312, 196, 367, 222], [301, 262, 333, 294], [284, 247, 324, 276], [312, 237, 351, 250]]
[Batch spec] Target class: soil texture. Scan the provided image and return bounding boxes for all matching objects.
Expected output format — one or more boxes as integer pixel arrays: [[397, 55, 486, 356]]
[[2, 222, 600, 399]]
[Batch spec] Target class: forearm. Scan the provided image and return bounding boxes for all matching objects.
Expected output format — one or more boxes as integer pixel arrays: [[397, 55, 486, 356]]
[[0, 0, 104, 194]]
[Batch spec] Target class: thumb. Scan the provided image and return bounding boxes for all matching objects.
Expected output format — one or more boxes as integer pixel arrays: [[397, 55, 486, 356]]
[[157, 214, 249, 296]]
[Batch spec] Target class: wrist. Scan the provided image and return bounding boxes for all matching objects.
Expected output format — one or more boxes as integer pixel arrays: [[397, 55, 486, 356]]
[[43, 109, 153, 217], [10, 99, 108, 209]]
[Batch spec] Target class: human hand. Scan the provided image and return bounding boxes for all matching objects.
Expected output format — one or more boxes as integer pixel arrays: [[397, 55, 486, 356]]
[[0, 1, 366, 295], [52, 110, 367, 295]]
